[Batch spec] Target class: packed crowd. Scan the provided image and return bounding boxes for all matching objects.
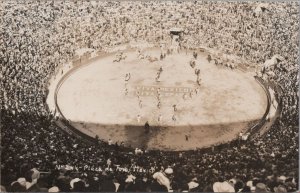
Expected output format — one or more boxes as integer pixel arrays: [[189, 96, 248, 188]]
[[1, 1, 299, 192]]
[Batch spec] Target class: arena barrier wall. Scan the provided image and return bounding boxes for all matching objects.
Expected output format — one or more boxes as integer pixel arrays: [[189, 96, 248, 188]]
[[247, 76, 272, 138]]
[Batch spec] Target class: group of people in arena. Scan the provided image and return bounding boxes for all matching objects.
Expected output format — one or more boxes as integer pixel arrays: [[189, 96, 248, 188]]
[[1, 0, 298, 192]]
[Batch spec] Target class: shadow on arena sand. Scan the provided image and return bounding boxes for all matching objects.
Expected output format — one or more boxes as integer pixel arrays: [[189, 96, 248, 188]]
[[69, 119, 259, 151]]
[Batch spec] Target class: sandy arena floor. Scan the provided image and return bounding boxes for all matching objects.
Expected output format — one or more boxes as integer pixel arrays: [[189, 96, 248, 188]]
[[56, 49, 267, 150]]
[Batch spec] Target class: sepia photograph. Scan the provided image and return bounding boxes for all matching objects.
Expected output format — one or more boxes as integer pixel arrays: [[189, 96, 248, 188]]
[[1, 0, 299, 192]]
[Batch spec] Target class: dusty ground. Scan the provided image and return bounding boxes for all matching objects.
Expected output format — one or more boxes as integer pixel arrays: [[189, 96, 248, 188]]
[[55, 48, 267, 150]]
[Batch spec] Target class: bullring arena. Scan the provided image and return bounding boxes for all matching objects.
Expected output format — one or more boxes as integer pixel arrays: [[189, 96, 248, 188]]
[[48, 45, 271, 150], [2, 0, 299, 191]]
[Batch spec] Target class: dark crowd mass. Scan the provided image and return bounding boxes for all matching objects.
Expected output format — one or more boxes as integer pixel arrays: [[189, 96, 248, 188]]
[[1, 1, 299, 192]]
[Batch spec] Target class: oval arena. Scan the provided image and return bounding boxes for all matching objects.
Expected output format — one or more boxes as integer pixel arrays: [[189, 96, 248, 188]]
[[54, 48, 269, 150]]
